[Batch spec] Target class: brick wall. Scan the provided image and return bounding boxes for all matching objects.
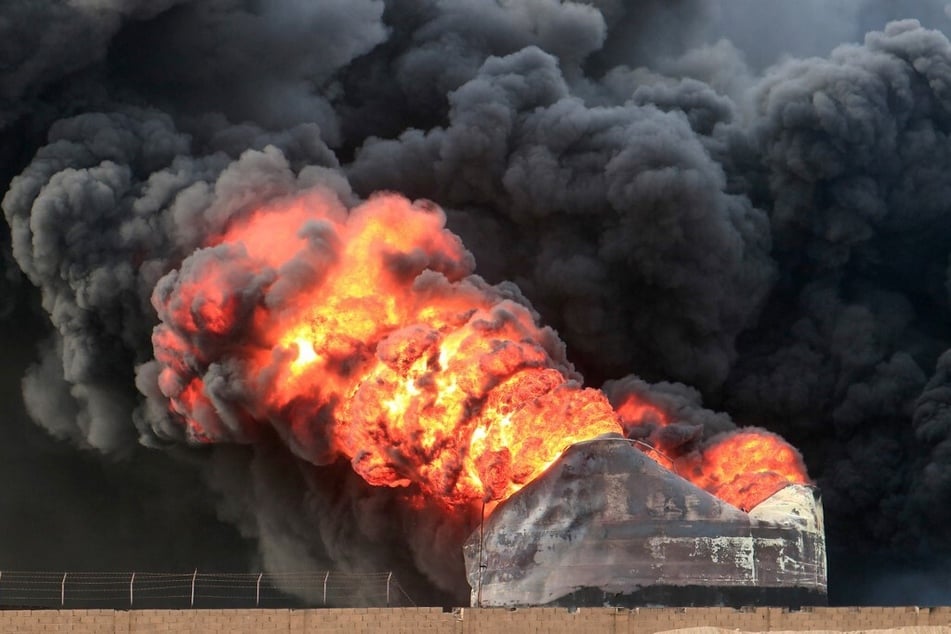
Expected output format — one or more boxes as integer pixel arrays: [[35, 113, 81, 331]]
[[0, 606, 950, 633]]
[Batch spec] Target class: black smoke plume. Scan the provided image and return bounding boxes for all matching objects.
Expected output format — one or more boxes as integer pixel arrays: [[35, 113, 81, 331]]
[[4, 0, 951, 605]]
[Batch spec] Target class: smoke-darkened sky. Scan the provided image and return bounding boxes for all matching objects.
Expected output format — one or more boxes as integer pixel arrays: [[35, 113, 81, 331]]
[[4, 0, 951, 606]]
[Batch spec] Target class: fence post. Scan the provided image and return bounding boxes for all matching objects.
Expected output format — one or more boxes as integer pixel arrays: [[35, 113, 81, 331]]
[[477, 500, 486, 608], [323, 571, 329, 606], [190, 569, 198, 608], [129, 572, 135, 608], [386, 572, 392, 607], [61, 573, 67, 607], [256, 573, 263, 607]]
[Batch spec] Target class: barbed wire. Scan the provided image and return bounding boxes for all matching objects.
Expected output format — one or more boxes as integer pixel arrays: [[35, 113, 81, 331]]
[[0, 570, 415, 609]]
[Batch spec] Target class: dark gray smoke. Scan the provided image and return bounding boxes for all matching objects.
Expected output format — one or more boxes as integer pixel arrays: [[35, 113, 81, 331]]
[[5, 0, 951, 605]]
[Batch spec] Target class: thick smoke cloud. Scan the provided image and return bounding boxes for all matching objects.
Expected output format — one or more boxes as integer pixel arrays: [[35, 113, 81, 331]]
[[5, 0, 951, 605], [724, 20, 951, 555], [0, 292, 253, 575], [349, 45, 775, 390]]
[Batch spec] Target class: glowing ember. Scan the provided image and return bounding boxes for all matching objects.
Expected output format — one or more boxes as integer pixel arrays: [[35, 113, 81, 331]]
[[149, 189, 808, 511]]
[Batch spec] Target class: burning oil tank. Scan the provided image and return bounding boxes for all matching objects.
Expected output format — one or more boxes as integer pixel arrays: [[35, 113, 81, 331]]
[[463, 436, 826, 607]]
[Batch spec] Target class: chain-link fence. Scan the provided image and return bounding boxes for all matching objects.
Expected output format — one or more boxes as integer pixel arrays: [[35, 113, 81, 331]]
[[0, 570, 415, 609]]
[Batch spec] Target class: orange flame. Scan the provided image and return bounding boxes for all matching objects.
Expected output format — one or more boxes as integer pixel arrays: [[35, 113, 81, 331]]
[[150, 190, 808, 512], [614, 393, 674, 469], [152, 191, 620, 506], [615, 393, 671, 431], [677, 430, 810, 511]]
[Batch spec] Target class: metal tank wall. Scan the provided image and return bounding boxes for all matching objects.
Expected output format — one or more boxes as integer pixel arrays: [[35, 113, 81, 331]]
[[463, 438, 827, 607]]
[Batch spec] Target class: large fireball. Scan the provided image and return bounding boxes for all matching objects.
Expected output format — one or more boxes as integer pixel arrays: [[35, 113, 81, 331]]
[[149, 189, 808, 512]]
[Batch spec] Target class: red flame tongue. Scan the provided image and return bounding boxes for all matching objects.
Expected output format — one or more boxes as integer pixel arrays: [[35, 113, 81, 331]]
[[150, 189, 808, 511]]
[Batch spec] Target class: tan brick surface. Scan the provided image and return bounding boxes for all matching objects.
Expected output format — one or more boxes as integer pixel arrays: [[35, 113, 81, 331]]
[[0, 606, 950, 632]]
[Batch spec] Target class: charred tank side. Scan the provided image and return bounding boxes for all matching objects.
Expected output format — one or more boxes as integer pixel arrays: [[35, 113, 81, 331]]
[[463, 438, 827, 607]]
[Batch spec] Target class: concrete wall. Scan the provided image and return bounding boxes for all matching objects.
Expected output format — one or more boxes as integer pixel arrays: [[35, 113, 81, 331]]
[[1, 606, 950, 633]]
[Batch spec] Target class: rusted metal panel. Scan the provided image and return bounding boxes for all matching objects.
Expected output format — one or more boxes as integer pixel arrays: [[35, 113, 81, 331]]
[[464, 437, 827, 607]]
